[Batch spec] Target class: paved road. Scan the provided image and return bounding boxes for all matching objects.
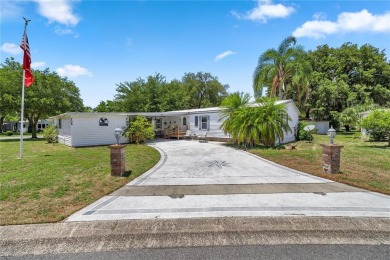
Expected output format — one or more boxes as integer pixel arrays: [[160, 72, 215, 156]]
[[1, 217, 389, 257], [66, 140, 390, 222], [6, 245, 390, 260]]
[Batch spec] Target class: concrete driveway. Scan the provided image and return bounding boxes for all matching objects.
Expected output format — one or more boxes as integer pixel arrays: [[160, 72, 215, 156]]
[[66, 140, 389, 221]]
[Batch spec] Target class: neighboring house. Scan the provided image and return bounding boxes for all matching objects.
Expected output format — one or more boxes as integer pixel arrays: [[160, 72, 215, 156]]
[[52, 100, 300, 147], [2, 119, 51, 133]]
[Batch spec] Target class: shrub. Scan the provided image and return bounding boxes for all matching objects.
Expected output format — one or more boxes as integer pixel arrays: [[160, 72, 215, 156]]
[[5, 131, 13, 136], [123, 115, 155, 144], [361, 109, 390, 146], [296, 122, 315, 141], [42, 126, 58, 143]]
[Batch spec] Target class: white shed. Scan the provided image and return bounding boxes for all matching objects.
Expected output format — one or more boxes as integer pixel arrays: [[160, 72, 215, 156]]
[[302, 120, 330, 135]]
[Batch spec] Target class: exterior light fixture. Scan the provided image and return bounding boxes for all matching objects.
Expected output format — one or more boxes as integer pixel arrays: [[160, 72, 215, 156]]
[[327, 125, 336, 144], [114, 128, 122, 145]]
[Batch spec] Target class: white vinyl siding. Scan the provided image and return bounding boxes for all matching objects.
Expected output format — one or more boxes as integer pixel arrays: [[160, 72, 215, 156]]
[[71, 115, 128, 147], [57, 118, 72, 146]]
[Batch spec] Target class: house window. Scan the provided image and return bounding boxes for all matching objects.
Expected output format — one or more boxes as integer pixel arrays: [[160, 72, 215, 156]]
[[58, 119, 62, 129], [195, 116, 198, 127], [200, 115, 209, 130], [182, 117, 187, 126], [156, 118, 162, 129]]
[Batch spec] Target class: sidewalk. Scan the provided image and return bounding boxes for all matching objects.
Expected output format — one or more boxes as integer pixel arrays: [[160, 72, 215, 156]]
[[66, 140, 390, 222]]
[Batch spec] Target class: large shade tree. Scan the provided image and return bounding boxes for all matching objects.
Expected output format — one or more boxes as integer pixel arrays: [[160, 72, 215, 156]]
[[0, 58, 84, 138], [0, 58, 20, 133], [306, 43, 390, 120], [182, 72, 229, 108]]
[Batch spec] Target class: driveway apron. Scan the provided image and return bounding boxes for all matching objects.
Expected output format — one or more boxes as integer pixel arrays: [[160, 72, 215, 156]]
[[66, 140, 390, 221]]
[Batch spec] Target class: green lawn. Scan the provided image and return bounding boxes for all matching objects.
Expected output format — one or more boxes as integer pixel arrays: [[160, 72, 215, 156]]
[[247, 132, 390, 195], [0, 139, 160, 225]]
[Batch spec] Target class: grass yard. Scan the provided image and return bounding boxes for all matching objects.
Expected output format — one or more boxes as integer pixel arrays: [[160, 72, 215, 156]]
[[247, 132, 390, 195], [0, 139, 160, 225]]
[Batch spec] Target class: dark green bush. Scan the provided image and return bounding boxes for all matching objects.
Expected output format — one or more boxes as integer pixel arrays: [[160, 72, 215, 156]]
[[296, 121, 316, 141], [6, 131, 13, 136]]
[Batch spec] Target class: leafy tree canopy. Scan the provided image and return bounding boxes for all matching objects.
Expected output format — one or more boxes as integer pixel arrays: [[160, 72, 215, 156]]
[[0, 58, 84, 137], [306, 42, 390, 120], [113, 72, 228, 112]]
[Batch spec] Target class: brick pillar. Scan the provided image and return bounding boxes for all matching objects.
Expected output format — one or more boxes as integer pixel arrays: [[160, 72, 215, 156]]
[[320, 144, 344, 174], [109, 144, 126, 176]]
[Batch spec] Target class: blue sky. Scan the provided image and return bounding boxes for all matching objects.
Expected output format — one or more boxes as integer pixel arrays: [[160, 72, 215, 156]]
[[1, 0, 389, 108]]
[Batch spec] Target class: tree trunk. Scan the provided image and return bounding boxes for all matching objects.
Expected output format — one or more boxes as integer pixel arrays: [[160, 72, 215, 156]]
[[0, 116, 3, 133], [28, 118, 38, 139], [279, 83, 283, 100], [305, 109, 310, 119], [345, 125, 350, 132]]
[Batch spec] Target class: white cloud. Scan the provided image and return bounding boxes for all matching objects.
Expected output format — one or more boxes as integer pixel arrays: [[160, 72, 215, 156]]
[[0, 1, 23, 20], [56, 65, 93, 77], [233, 0, 295, 23], [215, 51, 236, 62], [31, 62, 46, 69], [33, 0, 80, 26], [0, 43, 22, 55], [293, 9, 390, 39], [313, 12, 327, 20], [55, 27, 79, 38]]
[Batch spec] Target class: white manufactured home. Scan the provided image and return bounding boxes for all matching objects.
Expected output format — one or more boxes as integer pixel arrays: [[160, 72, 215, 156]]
[[52, 100, 299, 147]]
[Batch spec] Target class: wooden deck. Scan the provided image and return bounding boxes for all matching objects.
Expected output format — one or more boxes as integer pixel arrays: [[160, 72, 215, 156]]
[[164, 127, 186, 139]]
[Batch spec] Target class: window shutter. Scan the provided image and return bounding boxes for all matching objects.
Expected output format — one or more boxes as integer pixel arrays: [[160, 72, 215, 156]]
[[198, 116, 201, 130], [207, 115, 210, 130]]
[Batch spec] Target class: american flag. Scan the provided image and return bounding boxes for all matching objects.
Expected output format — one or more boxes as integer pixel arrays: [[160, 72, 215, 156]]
[[20, 30, 34, 87]]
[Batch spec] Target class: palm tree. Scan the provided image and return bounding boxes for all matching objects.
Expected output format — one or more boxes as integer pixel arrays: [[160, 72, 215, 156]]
[[219, 92, 251, 136], [221, 96, 292, 147], [288, 48, 312, 111], [253, 36, 305, 100], [254, 97, 292, 146]]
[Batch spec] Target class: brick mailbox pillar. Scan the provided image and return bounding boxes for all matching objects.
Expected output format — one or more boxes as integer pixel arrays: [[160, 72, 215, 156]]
[[109, 144, 126, 176], [320, 144, 344, 174]]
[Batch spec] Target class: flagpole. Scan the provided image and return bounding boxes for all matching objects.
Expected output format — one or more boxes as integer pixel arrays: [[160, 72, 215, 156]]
[[20, 18, 30, 159], [20, 70, 25, 158]]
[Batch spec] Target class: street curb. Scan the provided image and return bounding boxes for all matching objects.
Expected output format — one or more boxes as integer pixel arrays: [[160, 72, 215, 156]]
[[1, 216, 389, 256]]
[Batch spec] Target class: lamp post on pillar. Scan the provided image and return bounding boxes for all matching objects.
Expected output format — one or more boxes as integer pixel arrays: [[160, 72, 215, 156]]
[[327, 125, 336, 144], [114, 128, 122, 145], [109, 128, 126, 176], [321, 125, 343, 174]]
